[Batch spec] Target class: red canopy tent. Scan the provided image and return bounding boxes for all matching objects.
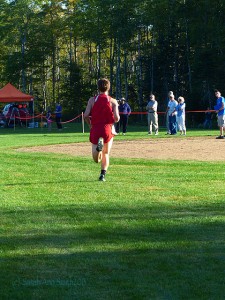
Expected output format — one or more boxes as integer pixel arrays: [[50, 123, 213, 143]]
[[0, 83, 33, 102]]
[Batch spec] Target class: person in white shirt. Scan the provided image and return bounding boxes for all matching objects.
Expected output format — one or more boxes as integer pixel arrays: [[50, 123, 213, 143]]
[[146, 94, 158, 135], [176, 96, 186, 135], [166, 94, 178, 135], [165, 91, 174, 134]]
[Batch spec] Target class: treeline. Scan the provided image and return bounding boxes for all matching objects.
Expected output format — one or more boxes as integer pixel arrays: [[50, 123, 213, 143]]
[[0, 0, 225, 116]]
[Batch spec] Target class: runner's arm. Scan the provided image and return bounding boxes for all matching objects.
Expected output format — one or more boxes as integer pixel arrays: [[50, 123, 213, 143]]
[[111, 98, 120, 123], [84, 97, 94, 126]]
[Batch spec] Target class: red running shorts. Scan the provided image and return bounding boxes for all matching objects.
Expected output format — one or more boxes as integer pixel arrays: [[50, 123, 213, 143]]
[[90, 124, 114, 144]]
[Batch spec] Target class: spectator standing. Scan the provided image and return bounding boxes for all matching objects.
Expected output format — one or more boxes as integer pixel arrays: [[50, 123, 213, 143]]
[[166, 94, 178, 135], [55, 102, 62, 130], [83, 78, 120, 181], [165, 91, 174, 134], [214, 89, 225, 139], [176, 97, 186, 135], [46, 107, 52, 131], [204, 107, 212, 129], [116, 97, 131, 135], [146, 94, 158, 135], [115, 99, 121, 134]]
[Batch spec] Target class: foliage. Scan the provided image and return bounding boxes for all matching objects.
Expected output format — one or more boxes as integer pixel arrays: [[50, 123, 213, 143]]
[[0, 0, 225, 114]]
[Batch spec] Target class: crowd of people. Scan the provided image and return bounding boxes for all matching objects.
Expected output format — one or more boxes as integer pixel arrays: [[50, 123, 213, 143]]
[[42, 102, 62, 132], [45, 88, 224, 141], [146, 90, 186, 136], [145, 89, 225, 138]]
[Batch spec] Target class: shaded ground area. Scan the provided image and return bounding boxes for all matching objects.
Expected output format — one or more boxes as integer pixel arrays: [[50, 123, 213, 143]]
[[18, 136, 225, 161]]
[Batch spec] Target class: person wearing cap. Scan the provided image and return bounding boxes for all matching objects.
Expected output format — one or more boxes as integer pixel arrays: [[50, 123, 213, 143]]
[[166, 94, 178, 135], [116, 97, 131, 135], [146, 94, 158, 135]]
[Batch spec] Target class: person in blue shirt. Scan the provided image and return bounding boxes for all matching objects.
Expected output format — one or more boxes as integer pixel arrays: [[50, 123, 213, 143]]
[[116, 97, 131, 135], [55, 102, 62, 130], [214, 89, 225, 139], [165, 91, 174, 134], [165, 94, 178, 135]]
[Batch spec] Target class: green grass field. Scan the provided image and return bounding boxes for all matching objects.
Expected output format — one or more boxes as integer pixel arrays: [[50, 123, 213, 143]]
[[0, 124, 225, 299]]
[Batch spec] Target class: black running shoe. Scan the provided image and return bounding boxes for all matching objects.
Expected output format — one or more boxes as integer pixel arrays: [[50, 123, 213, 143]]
[[96, 137, 104, 152], [99, 174, 106, 182], [216, 135, 224, 139]]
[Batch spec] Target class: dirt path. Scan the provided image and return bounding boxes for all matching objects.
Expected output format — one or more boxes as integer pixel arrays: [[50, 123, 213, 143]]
[[18, 136, 225, 162]]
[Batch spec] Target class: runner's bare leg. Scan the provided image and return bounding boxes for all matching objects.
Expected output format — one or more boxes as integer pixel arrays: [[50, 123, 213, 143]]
[[92, 144, 102, 163], [101, 138, 113, 170]]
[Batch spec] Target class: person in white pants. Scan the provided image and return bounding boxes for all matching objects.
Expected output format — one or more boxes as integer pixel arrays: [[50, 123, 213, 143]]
[[146, 94, 158, 135], [176, 96, 186, 135]]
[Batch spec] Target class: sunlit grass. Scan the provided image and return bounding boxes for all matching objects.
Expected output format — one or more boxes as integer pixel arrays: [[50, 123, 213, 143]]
[[0, 126, 225, 299]]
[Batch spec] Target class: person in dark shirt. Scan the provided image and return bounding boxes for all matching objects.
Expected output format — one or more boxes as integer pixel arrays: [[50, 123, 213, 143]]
[[204, 107, 212, 129], [55, 102, 62, 130], [116, 98, 131, 135], [46, 107, 52, 131]]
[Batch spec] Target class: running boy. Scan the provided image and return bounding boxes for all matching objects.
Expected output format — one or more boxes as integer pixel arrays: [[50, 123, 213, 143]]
[[84, 78, 120, 181]]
